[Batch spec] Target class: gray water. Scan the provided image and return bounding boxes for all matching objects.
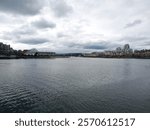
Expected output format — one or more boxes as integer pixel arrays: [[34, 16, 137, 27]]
[[0, 58, 150, 113]]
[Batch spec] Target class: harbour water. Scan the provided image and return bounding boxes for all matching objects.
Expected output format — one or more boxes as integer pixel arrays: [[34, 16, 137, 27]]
[[0, 58, 150, 112]]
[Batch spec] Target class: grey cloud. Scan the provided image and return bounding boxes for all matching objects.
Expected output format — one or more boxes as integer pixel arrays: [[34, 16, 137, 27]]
[[13, 25, 36, 35], [119, 36, 149, 42], [145, 42, 150, 46], [0, 0, 43, 15], [57, 32, 70, 38], [84, 44, 107, 50], [83, 41, 117, 50], [65, 41, 117, 50], [31, 19, 56, 29], [1, 25, 36, 41], [0, 34, 11, 40], [125, 19, 142, 28], [49, 0, 73, 17], [17, 37, 49, 45], [14, 29, 35, 35], [66, 42, 81, 48], [138, 41, 150, 46]]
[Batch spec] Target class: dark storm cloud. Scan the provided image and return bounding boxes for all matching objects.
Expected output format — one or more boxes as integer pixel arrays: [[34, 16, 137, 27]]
[[125, 19, 142, 28], [31, 19, 56, 29], [17, 37, 49, 45], [49, 0, 73, 17], [0, 0, 43, 15]]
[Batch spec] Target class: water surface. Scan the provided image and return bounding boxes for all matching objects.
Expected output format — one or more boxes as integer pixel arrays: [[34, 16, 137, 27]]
[[0, 58, 150, 112]]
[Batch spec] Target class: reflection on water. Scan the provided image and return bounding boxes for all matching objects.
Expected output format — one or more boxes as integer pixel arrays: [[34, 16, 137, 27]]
[[0, 58, 150, 113]]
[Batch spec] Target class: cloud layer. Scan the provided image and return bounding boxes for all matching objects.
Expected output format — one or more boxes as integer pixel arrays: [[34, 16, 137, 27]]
[[0, 0, 43, 15], [0, 0, 150, 52], [125, 20, 142, 28], [17, 37, 50, 45], [31, 19, 56, 29]]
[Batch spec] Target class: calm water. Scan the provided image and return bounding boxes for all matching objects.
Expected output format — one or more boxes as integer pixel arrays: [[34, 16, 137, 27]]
[[0, 58, 150, 113]]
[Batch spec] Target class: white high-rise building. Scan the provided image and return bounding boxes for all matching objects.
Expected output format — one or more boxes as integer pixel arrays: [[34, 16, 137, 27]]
[[123, 44, 133, 54]]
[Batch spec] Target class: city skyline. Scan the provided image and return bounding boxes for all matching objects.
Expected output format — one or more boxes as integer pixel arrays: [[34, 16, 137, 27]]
[[0, 0, 150, 53]]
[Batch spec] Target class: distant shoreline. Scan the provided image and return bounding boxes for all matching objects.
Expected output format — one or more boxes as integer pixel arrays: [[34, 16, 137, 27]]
[[1, 42, 150, 60], [0, 55, 150, 59], [0, 55, 70, 59]]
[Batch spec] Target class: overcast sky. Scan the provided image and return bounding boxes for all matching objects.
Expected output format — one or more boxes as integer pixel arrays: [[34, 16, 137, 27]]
[[0, 0, 150, 53]]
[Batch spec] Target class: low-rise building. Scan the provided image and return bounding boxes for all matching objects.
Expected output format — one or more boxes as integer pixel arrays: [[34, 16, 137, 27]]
[[35, 52, 56, 56], [24, 49, 38, 56]]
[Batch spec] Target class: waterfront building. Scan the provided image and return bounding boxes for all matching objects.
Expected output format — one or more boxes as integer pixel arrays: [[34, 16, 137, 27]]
[[104, 51, 114, 56], [102, 44, 134, 57], [24, 48, 56, 57], [122, 44, 133, 54], [116, 47, 122, 53], [35, 52, 56, 56], [0, 42, 13, 55], [24, 49, 38, 56], [123, 44, 130, 51], [134, 49, 150, 58]]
